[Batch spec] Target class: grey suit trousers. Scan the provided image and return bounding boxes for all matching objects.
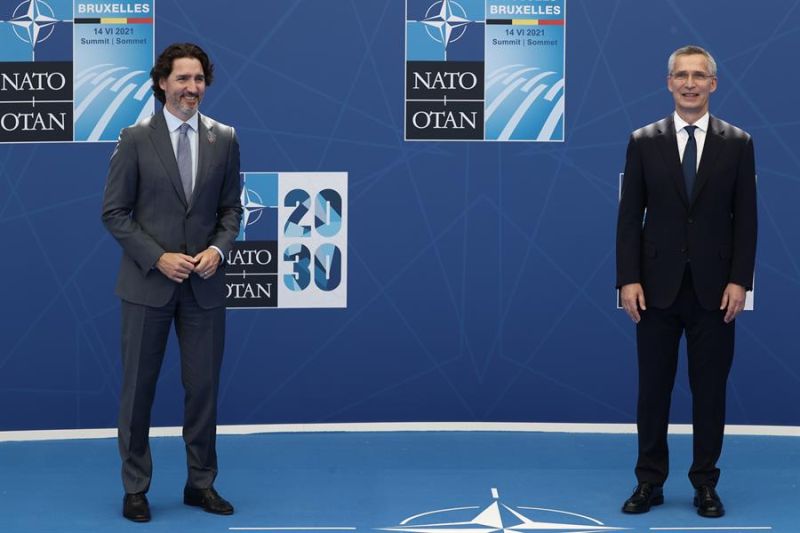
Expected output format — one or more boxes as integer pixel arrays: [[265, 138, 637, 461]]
[[118, 282, 225, 494]]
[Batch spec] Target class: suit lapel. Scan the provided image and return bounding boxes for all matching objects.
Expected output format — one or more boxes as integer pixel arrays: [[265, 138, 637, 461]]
[[148, 111, 189, 207], [691, 114, 723, 205], [655, 115, 690, 206], [190, 114, 215, 212]]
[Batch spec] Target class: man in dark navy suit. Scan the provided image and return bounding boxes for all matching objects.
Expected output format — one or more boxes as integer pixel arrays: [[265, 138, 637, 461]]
[[616, 45, 757, 518], [103, 43, 242, 522]]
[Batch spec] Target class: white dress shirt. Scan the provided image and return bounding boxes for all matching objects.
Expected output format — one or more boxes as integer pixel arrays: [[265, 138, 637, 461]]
[[162, 107, 224, 262], [163, 107, 199, 191], [674, 111, 709, 172]]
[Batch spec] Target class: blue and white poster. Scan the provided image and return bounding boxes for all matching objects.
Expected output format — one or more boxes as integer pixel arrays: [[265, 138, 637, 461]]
[[0, 0, 154, 143], [405, 0, 565, 141], [73, 0, 154, 141], [228, 172, 348, 309]]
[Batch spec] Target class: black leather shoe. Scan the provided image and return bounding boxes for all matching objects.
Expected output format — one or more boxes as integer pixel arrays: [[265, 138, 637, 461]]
[[694, 485, 725, 518], [122, 492, 151, 522], [184, 486, 234, 515], [622, 482, 664, 513]]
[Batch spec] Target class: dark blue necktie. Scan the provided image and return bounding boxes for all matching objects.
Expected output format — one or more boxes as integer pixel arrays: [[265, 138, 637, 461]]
[[682, 125, 697, 197]]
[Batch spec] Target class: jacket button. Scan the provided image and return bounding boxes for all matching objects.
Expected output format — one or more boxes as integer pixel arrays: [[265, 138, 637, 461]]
[[681, 247, 687, 253], [687, 218, 694, 224]]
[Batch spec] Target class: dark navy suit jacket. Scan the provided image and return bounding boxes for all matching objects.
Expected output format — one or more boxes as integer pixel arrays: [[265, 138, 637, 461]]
[[616, 114, 757, 310]]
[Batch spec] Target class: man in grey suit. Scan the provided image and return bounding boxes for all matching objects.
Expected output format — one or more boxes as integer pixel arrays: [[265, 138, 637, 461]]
[[102, 43, 242, 522]]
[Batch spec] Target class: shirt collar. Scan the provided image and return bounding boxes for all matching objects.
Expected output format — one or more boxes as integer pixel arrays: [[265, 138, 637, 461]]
[[163, 106, 199, 133], [674, 111, 709, 134]]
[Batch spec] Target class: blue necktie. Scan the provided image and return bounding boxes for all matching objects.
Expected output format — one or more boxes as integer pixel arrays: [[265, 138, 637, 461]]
[[177, 123, 193, 202], [682, 125, 697, 197]]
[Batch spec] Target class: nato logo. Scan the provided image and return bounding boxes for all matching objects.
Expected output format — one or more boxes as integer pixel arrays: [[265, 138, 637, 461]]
[[233, 487, 626, 531], [227, 173, 279, 308], [406, 0, 484, 61], [0, 0, 73, 142], [1, 0, 72, 62], [406, 0, 566, 142], [238, 173, 279, 241], [381, 488, 625, 532], [405, 0, 486, 140]]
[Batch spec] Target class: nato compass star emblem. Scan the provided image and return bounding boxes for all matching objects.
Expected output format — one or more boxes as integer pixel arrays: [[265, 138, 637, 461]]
[[421, 0, 472, 48], [8, 0, 59, 48], [241, 186, 268, 230], [380, 488, 627, 533]]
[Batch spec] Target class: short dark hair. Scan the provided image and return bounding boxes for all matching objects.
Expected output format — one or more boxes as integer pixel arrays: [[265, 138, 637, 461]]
[[150, 43, 214, 103]]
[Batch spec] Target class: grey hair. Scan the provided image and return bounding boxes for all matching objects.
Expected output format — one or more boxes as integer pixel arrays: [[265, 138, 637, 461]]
[[668, 45, 717, 76]]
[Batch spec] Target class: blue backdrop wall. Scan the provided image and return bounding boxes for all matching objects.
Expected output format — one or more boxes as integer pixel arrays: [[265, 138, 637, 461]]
[[1, 0, 798, 431]]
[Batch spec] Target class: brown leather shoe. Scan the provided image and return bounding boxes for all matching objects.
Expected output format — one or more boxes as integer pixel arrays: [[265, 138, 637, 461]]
[[694, 485, 725, 518], [123, 492, 151, 522], [622, 482, 664, 513], [184, 486, 234, 515]]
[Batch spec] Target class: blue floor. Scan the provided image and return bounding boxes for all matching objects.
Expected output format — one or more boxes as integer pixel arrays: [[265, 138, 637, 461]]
[[0, 431, 797, 532]]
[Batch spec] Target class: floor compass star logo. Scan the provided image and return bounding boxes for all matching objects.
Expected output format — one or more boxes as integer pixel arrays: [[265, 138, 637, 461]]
[[380, 488, 626, 533]]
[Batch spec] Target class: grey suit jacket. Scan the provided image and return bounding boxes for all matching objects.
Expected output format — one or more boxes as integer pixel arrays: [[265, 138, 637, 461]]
[[102, 110, 243, 309]]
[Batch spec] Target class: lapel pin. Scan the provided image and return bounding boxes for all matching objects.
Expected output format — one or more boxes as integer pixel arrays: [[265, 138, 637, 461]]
[[207, 130, 216, 144]]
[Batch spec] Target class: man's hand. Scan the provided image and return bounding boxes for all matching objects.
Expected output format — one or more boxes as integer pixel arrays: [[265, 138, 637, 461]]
[[720, 283, 746, 323], [193, 248, 221, 279], [156, 253, 197, 283], [620, 283, 647, 323]]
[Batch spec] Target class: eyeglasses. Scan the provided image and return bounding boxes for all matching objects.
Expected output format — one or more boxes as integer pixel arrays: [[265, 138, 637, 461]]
[[670, 71, 715, 83]]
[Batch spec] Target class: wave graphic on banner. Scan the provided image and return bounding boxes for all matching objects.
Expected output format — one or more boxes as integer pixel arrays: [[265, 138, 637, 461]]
[[485, 65, 564, 141], [74, 64, 154, 141]]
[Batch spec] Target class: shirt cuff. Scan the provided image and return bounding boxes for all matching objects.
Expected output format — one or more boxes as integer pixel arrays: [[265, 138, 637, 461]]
[[209, 245, 224, 263]]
